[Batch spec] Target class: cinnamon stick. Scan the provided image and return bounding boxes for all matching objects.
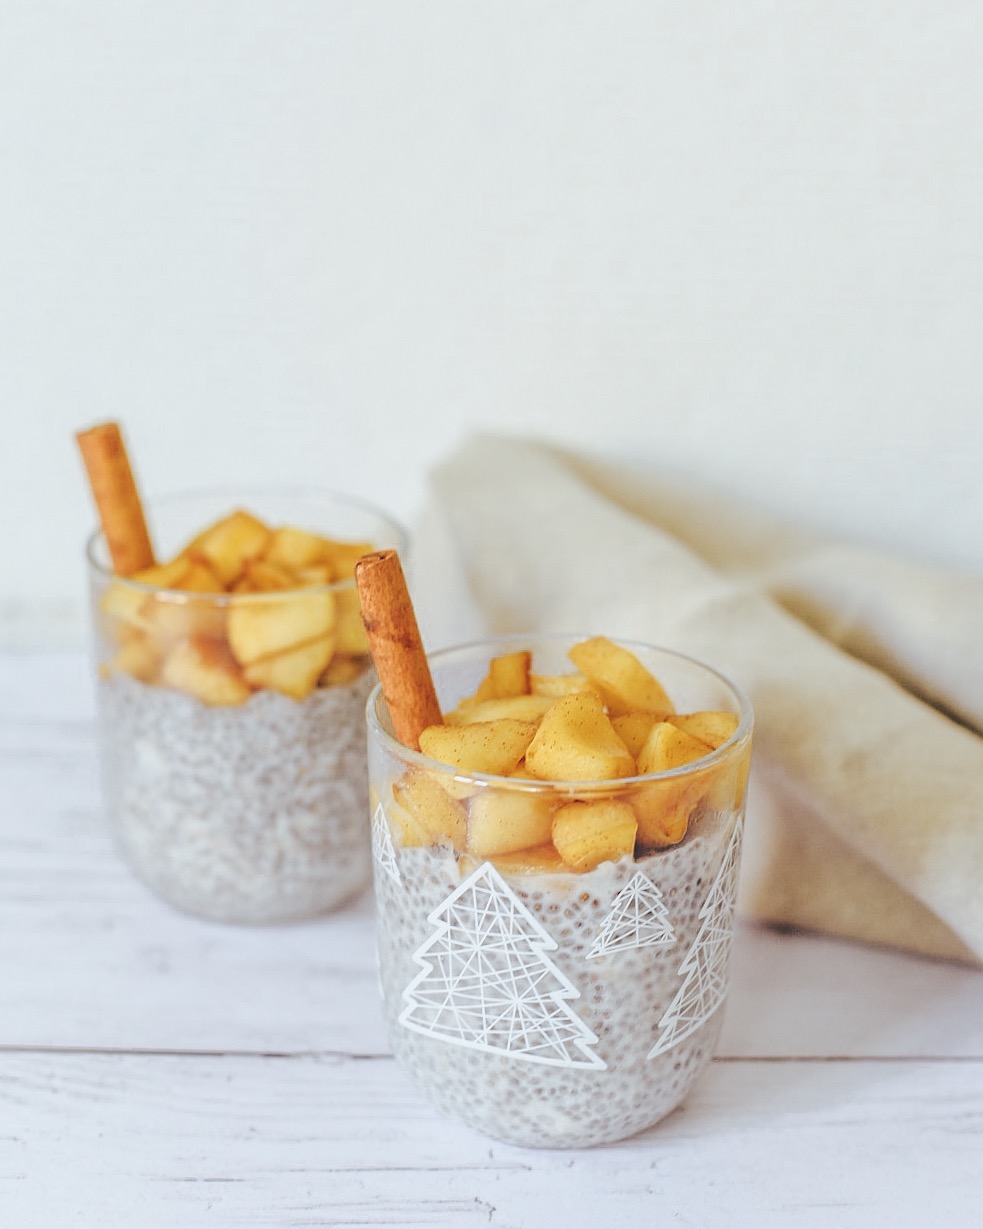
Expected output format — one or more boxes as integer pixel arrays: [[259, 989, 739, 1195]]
[[355, 549, 441, 750], [76, 421, 155, 575]]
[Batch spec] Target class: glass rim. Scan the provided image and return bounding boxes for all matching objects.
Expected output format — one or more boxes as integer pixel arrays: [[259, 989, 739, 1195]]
[[366, 631, 754, 793], [84, 484, 408, 601]]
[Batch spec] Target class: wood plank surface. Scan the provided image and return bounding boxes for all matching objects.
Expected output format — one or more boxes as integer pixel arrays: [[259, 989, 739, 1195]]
[[3, 1052, 980, 1227], [2, 651, 982, 1227]]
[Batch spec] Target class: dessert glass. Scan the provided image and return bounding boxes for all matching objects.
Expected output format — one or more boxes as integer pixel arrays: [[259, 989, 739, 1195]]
[[367, 634, 753, 1148], [87, 488, 405, 924]]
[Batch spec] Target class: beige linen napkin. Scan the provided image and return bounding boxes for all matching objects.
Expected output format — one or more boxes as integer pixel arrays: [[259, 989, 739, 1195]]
[[420, 433, 983, 966], [561, 451, 983, 736]]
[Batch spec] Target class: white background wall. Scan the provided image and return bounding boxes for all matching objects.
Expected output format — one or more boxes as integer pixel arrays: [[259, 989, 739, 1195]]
[[2, 2, 981, 647]]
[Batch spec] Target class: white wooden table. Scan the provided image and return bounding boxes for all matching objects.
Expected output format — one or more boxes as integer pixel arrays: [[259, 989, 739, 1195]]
[[3, 651, 982, 1227]]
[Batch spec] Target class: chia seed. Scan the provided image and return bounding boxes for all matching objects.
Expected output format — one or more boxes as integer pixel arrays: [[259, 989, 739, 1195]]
[[96, 669, 374, 923]]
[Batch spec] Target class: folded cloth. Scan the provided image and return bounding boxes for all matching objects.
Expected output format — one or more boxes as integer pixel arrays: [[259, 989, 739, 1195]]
[[560, 451, 983, 736], [419, 433, 983, 966]]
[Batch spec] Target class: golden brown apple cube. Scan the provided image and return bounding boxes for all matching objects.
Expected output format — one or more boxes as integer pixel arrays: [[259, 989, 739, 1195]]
[[100, 558, 193, 635], [107, 628, 164, 684], [444, 694, 554, 726], [295, 563, 336, 587], [226, 589, 336, 666], [159, 637, 252, 707], [182, 509, 273, 586], [630, 781, 695, 849], [392, 769, 467, 847], [667, 710, 739, 750], [237, 558, 297, 593], [464, 649, 532, 706], [318, 652, 369, 688], [567, 636, 674, 716], [630, 721, 714, 847], [418, 719, 537, 777], [637, 721, 712, 775], [143, 592, 227, 644], [383, 795, 431, 848], [487, 650, 532, 698], [529, 671, 592, 698], [333, 586, 371, 655], [486, 843, 569, 876], [551, 799, 638, 872], [611, 711, 661, 759], [242, 635, 336, 700], [524, 691, 635, 782], [466, 789, 555, 858], [262, 525, 332, 571], [318, 539, 376, 580]]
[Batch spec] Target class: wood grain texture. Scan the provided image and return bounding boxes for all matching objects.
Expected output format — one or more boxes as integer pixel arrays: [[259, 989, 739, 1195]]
[[3, 1053, 981, 1228], [2, 651, 982, 1227]]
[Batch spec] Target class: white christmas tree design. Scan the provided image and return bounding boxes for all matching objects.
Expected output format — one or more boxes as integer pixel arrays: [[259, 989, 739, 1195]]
[[372, 803, 402, 885], [400, 861, 606, 1069], [647, 817, 744, 1059], [587, 872, 677, 959]]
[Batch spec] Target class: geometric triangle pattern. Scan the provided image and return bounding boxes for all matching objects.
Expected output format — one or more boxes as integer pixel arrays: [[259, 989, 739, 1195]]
[[372, 803, 402, 885], [400, 861, 606, 1069], [587, 871, 677, 959], [647, 816, 744, 1059]]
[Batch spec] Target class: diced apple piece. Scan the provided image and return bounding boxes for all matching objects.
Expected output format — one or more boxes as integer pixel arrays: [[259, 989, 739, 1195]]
[[488, 843, 568, 876], [143, 592, 227, 643], [172, 554, 224, 593], [567, 636, 674, 716], [702, 745, 752, 813], [182, 509, 272, 586], [611, 711, 660, 759], [237, 558, 296, 593], [132, 559, 194, 589], [466, 789, 555, 857], [383, 794, 431, 848], [524, 692, 635, 782], [552, 799, 637, 872], [100, 558, 193, 633], [333, 586, 370, 655], [108, 629, 164, 683], [630, 784, 694, 849], [295, 563, 336, 587], [637, 721, 712, 775], [444, 694, 554, 726], [668, 710, 739, 750], [486, 650, 531, 698], [392, 770, 467, 847], [418, 719, 536, 777], [142, 556, 226, 641], [242, 635, 336, 700], [262, 525, 331, 570], [159, 637, 251, 706], [318, 653, 369, 688], [632, 722, 714, 848], [464, 649, 532, 706], [227, 590, 336, 665], [318, 539, 376, 580], [529, 672, 592, 698], [434, 774, 483, 802]]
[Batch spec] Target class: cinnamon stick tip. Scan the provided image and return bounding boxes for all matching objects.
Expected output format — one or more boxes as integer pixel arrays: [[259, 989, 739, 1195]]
[[354, 547, 398, 575], [75, 420, 122, 447]]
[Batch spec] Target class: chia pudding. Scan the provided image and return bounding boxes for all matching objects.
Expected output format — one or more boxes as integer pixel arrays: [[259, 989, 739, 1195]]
[[366, 634, 752, 1147], [84, 487, 407, 923], [375, 801, 747, 1145], [98, 667, 374, 923]]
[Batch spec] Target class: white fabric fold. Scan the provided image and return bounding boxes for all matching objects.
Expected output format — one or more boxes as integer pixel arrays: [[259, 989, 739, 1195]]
[[561, 451, 983, 735], [419, 433, 983, 966]]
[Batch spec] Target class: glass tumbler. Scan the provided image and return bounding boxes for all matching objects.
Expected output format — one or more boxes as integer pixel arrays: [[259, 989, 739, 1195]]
[[87, 488, 405, 924], [367, 634, 753, 1147]]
